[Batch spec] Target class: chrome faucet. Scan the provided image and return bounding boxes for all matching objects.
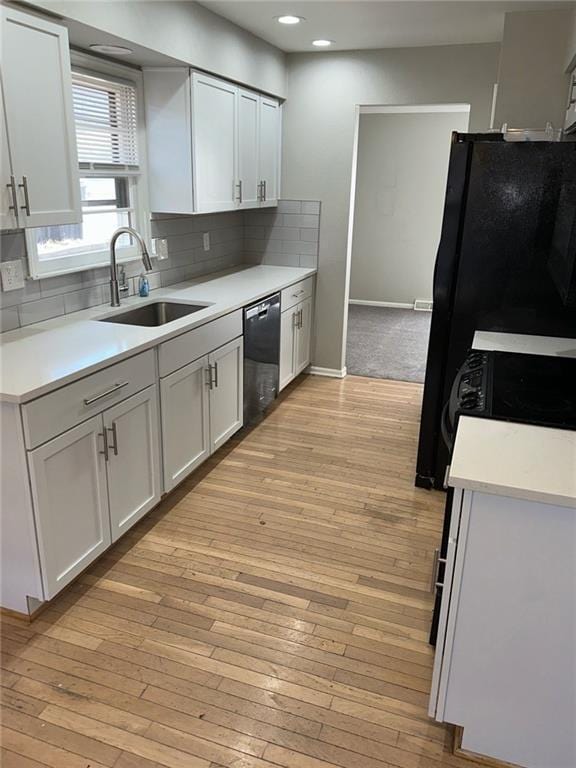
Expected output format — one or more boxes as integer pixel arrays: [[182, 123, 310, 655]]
[[109, 227, 153, 307]]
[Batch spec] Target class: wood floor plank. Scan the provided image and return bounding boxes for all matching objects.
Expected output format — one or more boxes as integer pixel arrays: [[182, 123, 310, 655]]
[[1, 375, 494, 767]]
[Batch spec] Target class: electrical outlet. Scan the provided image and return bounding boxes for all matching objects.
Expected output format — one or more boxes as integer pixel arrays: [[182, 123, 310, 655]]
[[203, 232, 210, 252], [153, 237, 169, 260], [0, 259, 25, 291]]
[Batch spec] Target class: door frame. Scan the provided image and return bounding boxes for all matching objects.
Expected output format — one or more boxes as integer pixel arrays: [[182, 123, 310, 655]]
[[341, 102, 471, 372]]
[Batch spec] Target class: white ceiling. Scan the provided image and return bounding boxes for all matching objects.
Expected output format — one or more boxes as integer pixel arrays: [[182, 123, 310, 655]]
[[199, 0, 575, 52]]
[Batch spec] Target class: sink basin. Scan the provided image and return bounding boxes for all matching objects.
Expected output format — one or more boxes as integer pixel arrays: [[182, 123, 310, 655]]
[[99, 302, 208, 327]]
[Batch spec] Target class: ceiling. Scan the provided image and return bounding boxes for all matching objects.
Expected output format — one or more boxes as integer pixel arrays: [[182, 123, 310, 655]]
[[199, 0, 575, 52]]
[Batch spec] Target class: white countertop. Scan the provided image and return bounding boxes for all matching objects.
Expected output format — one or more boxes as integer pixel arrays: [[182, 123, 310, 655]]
[[0, 265, 315, 403], [450, 416, 576, 509], [473, 331, 576, 358]]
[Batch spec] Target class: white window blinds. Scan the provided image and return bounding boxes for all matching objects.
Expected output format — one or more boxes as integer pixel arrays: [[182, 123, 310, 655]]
[[72, 71, 139, 168]]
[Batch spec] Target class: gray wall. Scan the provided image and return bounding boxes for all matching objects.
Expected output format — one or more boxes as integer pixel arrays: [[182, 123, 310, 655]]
[[566, 9, 576, 68], [494, 9, 573, 130], [0, 200, 319, 332], [281, 43, 500, 372], [27, 0, 287, 98], [350, 109, 469, 306]]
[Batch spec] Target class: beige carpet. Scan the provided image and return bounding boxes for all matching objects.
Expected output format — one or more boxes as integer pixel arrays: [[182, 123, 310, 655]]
[[346, 304, 432, 383]]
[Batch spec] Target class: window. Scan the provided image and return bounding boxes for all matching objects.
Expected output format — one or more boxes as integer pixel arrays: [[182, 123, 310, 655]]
[[27, 58, 149, 278]]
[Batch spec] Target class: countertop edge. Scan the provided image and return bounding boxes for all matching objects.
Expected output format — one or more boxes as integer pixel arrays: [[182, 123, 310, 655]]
[[0, 266, 316, 404], [448, 475, 576, 510]]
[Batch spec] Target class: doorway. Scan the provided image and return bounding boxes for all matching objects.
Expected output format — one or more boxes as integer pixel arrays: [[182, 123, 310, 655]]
[[345, 104, 470, 382]]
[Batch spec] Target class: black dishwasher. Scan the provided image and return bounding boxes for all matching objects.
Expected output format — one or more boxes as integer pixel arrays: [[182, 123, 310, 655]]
[[243, 293, 281, 425]]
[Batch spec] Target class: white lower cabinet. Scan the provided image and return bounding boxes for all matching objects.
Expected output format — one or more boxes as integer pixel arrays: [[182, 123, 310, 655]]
[[28, 384, 161, 598], [279, 307, 298, 391], [209, 337, 244, 452], [430, 488, 576, 768], [160, 336, 244, 489], [104, 386, 161, 542], [279, 297, 313, 391], [161, 356, 211, 492], [294, 297, 312, 376], [28, 416, 111, 599]]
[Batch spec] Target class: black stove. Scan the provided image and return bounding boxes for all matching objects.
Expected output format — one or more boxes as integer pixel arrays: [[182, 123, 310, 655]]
[[446, 350, 576, 445], [429, 348, 576, 648]]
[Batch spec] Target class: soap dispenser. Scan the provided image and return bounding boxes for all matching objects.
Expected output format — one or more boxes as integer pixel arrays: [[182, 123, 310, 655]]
[[138, 273, 150, 297]]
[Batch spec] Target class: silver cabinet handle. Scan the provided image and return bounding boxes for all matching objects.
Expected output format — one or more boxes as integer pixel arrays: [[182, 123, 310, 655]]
[[236, 180, 243, 204], [18, 176, 31, 216], [108, 423, 119, 456], [205, 365, 213, 389], [213, 361, 219, 389], [98, 431, 109, 461], [84, 381, 129, 406], [292, 289, 305, 298], [299, 309, 304, 328], [6, 175, 18, 212], [262, 180, 267, 201], [292, 310, 299, 328], [430, 547, 447, 592]]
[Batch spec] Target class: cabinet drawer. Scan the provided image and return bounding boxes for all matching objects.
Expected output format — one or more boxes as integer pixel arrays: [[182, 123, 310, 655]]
[[281, 277, 314, 312], [158, 310, 242, 377], [22, 350, 156, 449]]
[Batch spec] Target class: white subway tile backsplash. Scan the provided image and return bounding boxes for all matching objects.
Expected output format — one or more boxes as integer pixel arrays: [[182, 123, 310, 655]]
[[64, 286, 104, 314], [300, 228, 319, 243], [19, 295, 65, 327], [277, 200, 302, 214], [301, 201, 321, 215], [0, 199, 320, 332], [282, 213, 319, 229], [0, 307, 20, 332]]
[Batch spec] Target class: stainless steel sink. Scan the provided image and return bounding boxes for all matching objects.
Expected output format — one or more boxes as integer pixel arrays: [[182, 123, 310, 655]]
[[99, 302, 208, 327]]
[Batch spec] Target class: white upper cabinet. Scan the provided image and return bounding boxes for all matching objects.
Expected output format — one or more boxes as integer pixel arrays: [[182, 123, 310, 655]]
[[144, 68, 281, 214], [0, 85, 17, 231], [191, 72, 237, 213], [237, 88, 260, 209], [0, 7, 80, 227], [258, 96, 281, 207], [144, 68, 194, 216]]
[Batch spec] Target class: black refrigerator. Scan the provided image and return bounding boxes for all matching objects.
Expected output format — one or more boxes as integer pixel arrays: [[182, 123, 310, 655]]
[[415, 133, 576, 492]]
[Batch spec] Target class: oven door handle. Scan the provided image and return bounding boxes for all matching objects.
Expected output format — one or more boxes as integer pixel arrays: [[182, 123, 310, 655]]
[[440, 400, 454, 453]]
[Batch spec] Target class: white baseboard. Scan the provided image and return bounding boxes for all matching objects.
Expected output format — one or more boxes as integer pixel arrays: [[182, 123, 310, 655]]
[[308, 366, 347, 378], [349, 298, 433, 311], [349, 299, 413, 309]]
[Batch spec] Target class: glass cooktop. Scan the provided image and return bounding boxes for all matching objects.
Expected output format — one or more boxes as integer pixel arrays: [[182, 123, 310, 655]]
[[490, 351, 576, 430]]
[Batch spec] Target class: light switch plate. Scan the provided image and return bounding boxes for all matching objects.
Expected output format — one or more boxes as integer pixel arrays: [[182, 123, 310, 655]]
[[0, 259, 25, 291], [203, 232, 210, 252]]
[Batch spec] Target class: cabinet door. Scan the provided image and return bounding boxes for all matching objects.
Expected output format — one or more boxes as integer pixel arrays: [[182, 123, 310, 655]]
[[160, 356, 210, 492], [237, 88, 260, 209], [28, 416, 111, 599], [279, 308, 297, 391], [258, 96, 280, 207], [191, 72, 237, 213], [0, 85, 17, 231], [103, 386, 161, 542], [294, 297, 313, 375], [209, 337, 243, 452], [1, 7, 80, 227]]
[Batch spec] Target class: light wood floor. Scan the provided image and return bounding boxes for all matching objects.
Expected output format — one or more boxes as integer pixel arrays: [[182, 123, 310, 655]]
[[1, 374, 489, 768]]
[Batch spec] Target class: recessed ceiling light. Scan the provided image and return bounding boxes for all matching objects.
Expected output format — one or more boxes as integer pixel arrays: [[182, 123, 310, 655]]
[[276, 15, 304, 25], [90, 43, 133, 56], [312, 39, 333, 47]]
